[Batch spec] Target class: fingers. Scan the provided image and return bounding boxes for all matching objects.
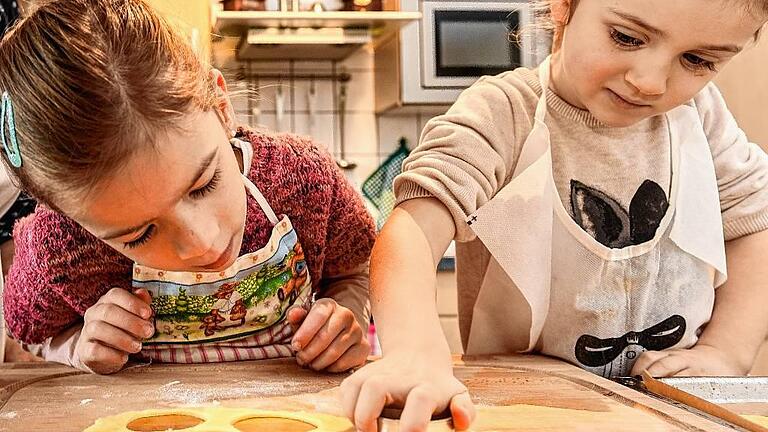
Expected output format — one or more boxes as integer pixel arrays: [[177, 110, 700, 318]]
[[97, 288, 153, 320], [398, 384, 440, 432], [76, 287, 155, 375], [340, 361, 474, 432], [79, 341, 129, 375], [85, 300, 154, 340], [287, 306, 308, 334], [326, 341, 371, 373], [82, 320, 143, 354], [351, 375, 425, 432], [340, 368, 368, 422], [645, 353, 690, 377], [132, 288, 153, 306], [352, 375, 398, 432], [450, 391, 476, 431], [291, 299, 336, 351], [298, 308, 358, 368], [630, 350, 669, 376]]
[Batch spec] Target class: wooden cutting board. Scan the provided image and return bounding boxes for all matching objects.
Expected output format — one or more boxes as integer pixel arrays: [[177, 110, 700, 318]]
[[0, 355, 734, 431]]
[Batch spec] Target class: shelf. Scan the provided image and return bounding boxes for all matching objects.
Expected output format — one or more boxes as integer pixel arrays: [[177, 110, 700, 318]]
[[214, 11, 421, 36]]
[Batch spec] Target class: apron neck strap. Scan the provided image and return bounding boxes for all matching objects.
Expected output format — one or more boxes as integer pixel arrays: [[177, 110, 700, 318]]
[[231, 137, 280, 226], [534, 55, 553, 123], [243, 174, 280, 226]]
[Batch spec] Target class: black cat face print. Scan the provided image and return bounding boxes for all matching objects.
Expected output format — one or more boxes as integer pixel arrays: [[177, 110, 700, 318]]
[[570, 179, 669, 248]]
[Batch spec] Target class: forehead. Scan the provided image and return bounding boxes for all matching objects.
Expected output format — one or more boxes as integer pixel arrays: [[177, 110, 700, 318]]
[[68, 111, 226, 234], [588, 0, 765, 45]]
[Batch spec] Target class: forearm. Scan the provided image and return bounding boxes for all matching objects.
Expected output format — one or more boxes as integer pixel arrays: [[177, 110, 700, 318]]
[[321, 262, 371, 332], [698, 229, 768, 373], [371, 198, 455, 359]]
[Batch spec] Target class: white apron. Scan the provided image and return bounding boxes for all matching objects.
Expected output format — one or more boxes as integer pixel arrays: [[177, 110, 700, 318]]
[[465, 57, 727, 377]]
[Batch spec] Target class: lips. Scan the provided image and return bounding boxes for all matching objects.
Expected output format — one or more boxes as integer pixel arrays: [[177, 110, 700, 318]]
[[608, 89, 651, 108]]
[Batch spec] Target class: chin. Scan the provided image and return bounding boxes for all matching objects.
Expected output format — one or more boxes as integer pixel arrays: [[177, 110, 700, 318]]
[[587, 105, 651, 128]]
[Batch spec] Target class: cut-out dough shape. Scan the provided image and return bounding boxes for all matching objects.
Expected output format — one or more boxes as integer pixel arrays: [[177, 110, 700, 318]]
[[743, 415, 768, 429], [84, 407, 352, 432]]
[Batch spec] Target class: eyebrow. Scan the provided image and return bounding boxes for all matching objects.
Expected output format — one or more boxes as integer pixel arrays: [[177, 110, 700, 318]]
[[609, 8, 743, 54], [609, 8, 665, 37], [100, 147, 219, 241], [697, 44, 742, 54]]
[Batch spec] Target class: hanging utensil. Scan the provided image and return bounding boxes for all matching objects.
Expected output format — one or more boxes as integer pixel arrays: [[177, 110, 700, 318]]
[[335, 78, 356, 170], [307, 78, 317, 138], [275, 85, 286, 132]]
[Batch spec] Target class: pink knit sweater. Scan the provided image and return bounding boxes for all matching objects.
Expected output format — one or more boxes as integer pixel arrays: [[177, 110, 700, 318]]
[[3, 128, 376, 344]]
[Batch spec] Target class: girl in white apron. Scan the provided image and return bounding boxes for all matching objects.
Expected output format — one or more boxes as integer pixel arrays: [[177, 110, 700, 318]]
[[341, 0, 768, 429]]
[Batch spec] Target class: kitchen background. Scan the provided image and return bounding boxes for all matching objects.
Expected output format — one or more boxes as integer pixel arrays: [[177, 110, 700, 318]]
[[44, 0, 768, 370]]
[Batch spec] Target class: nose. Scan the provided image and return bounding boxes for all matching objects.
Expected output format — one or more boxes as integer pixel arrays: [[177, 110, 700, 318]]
[[624, 58, 669, 97], [172, 207, 220, 262]]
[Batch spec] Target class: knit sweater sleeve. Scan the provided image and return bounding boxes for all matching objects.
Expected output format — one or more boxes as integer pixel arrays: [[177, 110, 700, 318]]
[[694, 82, 768, 240], [393, 71, 536, 242], [3, 208, 133, 344]]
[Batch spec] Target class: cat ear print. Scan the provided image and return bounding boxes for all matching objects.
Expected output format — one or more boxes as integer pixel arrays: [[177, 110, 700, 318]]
[[629, 180, 669, 244], [570, 180, 630, 248]]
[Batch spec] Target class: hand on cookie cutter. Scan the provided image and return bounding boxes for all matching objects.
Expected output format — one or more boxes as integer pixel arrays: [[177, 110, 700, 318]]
[[377, 407, 455, 432]]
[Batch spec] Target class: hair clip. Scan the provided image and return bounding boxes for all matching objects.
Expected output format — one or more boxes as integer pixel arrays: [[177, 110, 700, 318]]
[[1, 92, 22, 168]]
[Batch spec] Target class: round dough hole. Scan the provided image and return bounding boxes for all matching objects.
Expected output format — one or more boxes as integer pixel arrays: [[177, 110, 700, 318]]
[[234, 417, 316, 432], [127, 414, 204, 431]]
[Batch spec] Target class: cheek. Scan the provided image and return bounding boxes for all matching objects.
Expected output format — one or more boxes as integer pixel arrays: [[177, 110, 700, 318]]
[[661, 73, 711, 109], [218, 173, 247, 224], [563, 42, 621, 90]]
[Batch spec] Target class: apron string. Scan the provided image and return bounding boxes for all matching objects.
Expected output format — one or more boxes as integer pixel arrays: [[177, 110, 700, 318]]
[[231, 138, 281, 226], [242, 175, 279, 226], [534, 55, 552, 124]]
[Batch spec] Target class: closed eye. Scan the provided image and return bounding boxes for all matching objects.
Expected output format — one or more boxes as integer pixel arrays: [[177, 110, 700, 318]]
[[190, 169, 221, 199], [124, 224, 156, 249]]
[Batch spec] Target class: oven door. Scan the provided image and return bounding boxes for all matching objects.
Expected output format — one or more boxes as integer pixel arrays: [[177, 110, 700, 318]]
[[422, 1, 534, 88]]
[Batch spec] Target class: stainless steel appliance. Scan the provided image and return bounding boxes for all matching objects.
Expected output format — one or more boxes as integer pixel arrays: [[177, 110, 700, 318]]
[[375, 0, 549, 112]]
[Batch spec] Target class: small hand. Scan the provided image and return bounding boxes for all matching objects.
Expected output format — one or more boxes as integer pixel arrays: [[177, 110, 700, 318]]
[[75, 288, 154, 374], [287, 298, 370, 372], [631, 344, 747, 377], [340, 352, 476, 432]]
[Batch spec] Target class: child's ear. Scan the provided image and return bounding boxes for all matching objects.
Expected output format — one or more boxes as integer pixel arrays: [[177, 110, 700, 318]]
[[550, 0, 572, 26], [210, 68, 236, 130]]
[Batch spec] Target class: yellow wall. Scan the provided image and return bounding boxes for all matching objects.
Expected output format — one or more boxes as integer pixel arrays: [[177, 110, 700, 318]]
[[715, 35, 768, 149], [147, 0, 213, 61]]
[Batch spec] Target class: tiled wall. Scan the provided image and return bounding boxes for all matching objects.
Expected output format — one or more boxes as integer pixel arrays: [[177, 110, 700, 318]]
[[214, 41, 381, 189]]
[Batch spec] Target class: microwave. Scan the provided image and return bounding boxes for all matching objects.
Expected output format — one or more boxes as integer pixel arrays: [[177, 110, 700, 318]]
[[375, 0, 549, 112]]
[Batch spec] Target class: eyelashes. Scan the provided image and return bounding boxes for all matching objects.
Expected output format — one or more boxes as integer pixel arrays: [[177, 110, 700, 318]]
[[123, 169, 222, 249], [609, 28, 718, 73], [125, 224, 156, 250], [190, 169, 221, 199]]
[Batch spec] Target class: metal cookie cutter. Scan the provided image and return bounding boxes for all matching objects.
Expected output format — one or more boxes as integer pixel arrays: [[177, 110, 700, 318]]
[[377, 408, 454, 432]]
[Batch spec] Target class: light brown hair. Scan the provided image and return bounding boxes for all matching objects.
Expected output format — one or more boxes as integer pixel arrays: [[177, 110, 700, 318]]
[[0, 0, 218, 211]]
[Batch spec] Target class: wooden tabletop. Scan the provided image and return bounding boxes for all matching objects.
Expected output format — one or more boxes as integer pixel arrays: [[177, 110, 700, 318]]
[[0, 355, 739, 431]]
